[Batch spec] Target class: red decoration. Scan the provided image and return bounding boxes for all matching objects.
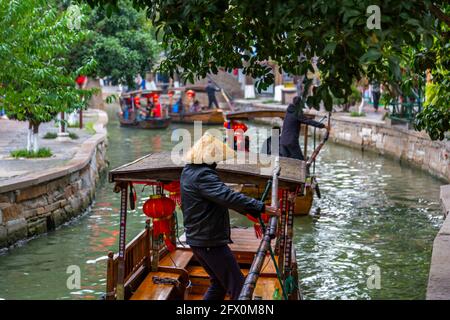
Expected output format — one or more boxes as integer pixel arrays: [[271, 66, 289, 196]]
[[186, 90, 195, 99], [152, 92, 161, 117], [246, 213, 270, 239], [75, 75, 87, 86], [143, 195, 176, 251], [133, 96, 141, 107], [163, 181, 181, 206]]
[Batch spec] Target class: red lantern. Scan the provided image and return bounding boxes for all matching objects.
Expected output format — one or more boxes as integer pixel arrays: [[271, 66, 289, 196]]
[[186, 90, 195, 99], [152, 92, 162, 117], [163, 181, 181, 206], [75, 75, 87, 87], [133, 96, 141, 108], [143, 195, 176, 251], [232, 121, 248, 132]]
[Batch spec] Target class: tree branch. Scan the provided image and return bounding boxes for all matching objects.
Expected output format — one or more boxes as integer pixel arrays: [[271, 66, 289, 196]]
[[428, 3, 450, 26]]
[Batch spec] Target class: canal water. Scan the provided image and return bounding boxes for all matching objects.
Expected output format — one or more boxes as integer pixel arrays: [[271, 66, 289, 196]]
[[0, 105, 444, 300]]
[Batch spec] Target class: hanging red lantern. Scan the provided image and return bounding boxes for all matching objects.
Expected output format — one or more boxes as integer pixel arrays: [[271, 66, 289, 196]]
[[75, 75, 87, 87], [143, 195, 176, 251], [152, 92, 162, 117], [133, 96, 141, 108], [163, 181, 181, 206], [186, 90, 195, 99]]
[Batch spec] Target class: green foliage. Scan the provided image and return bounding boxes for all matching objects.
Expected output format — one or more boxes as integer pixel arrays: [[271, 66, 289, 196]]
[[10, 148, 53, 158], [90, 1, 449, 139], [413, 16, 450, 141], [415, 84, 450, 140], [85, 121, 96, 134], [79, 0, 161, 88], [68, 132, 79, 139], [350, 111, 366, 117], [68, 121, 80, 128], [129, 1, 447, 109], [43, 132, 58, 139], [0, 0, 95, 129]]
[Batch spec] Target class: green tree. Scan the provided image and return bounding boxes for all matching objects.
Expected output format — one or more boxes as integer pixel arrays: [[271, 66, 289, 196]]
[[0, 0, 94, 152], [85, 0, 161, 88], [92, 0, 449, 139]]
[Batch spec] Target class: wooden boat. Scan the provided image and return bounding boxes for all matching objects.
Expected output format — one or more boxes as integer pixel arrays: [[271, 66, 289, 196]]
[[225, 109, 287, 121], [106, 152, 308, 300], [225, 109, 330, 216], [168, 85, 225, 125], [118, 89, 171, 129], [169, 109, 225, 125]]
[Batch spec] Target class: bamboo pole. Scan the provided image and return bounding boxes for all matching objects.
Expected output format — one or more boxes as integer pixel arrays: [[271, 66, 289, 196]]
[[116, 183, 128, 300], [239, 157, 281, 300]]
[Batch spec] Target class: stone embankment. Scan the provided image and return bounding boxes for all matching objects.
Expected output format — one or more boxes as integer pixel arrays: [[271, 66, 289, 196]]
[[0, 110, 108, 249], [427, 185, 450, 299]]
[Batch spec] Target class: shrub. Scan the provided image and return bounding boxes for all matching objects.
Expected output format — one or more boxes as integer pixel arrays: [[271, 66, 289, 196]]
[[68, 132, 79, 140], [43, 132, 57, 139], [85, 122, 96, 135], [10, 148, 53, 158]]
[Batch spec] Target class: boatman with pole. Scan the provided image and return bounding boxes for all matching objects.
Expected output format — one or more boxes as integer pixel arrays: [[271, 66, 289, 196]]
[[280, 96, 330, 160], [205, 80, 220, 109], [180, 133, 280, 300]]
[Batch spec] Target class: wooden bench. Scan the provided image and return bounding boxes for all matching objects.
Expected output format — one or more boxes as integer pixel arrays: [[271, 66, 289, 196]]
[[130, 249, 193, 300]]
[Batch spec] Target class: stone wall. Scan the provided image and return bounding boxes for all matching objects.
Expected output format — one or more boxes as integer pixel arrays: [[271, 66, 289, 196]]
[[427, 185, 450, 299], [318, 114, 450, 182], [0, 110, 108, 249]]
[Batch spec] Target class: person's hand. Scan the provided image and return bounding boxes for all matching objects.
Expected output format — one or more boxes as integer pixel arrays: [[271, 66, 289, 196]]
[[324, 124, 331, 132], [265, 205, 281, 217]]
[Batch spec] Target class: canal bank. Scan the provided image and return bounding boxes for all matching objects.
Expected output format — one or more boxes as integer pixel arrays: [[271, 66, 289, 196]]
[[0, 109, 108, 250]]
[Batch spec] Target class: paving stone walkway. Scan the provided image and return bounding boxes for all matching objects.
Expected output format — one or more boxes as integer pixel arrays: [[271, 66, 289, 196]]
[[0, 111, 99, 181]]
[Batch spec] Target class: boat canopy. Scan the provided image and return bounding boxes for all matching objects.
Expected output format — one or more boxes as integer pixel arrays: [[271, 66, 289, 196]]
[[225, 109, 317, 121], [109, 152, 306, 189], [225, 109, 287, 120], [173, 85, 208, 93]]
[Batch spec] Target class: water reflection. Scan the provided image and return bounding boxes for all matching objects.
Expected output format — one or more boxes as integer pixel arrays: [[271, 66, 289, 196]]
[[0, 105, 443, 300]]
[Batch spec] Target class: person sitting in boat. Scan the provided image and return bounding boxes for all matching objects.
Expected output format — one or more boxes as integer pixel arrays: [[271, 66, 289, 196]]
[[146, 101, 154, 119], [172, 97, 183, 113], [280, 96, 329, 160], [180, 133, 280, 300], [190, 100, 200, 113], [206, 80, 220, 109], [261, 125, 281, 155]]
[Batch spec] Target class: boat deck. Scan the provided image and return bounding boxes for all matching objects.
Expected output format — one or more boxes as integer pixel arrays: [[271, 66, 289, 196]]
[[130, 228, 280, 300]]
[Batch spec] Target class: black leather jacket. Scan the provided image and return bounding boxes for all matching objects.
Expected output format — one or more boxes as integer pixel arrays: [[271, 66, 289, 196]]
[[180, 163, 265, 247]]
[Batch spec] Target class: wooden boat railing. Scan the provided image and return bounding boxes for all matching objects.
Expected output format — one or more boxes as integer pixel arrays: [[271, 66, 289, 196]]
[[106, 222, 152, 300]]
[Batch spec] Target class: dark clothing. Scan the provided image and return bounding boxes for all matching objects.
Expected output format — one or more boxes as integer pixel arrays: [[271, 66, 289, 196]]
[[180, 163, 264, 247], [372, 82, 381, 111], [372, 91, 380, 111], [280, 143, 304, 160], [208, 95, 219, 108], [280, 103, 325, 160], [206, 84, 220, 108], [191, 245, 244, 300]]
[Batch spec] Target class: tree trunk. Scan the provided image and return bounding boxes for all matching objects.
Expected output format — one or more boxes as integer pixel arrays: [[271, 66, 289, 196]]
[[27, 122, 33, 152], [86, 77, 104, 110], [32, 122, 39, 153]]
